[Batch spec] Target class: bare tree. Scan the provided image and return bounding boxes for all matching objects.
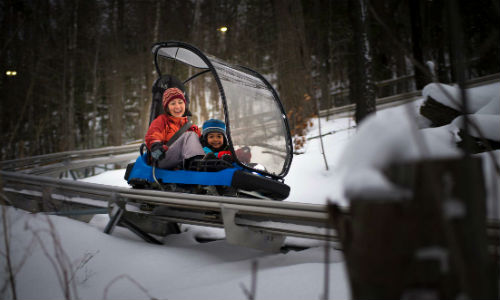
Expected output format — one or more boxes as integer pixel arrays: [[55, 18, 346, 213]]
[[409, 0, 430, 89], [272, 0, 313, 148], [348, 0, 376, 124], [66, 0, 80, 151]]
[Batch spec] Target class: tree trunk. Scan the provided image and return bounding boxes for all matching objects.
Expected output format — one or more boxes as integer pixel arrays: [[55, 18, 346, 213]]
[[409, 0, 429, 90], [89, 38, 100, 149], [67, 0, 79, 150], [107, 0, 124, 146], [272, 0, 312, 137], [348, 0, 376, 124]]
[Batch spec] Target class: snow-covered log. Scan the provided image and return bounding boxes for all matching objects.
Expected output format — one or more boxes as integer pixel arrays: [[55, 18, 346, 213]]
[[419, 82, 500, 153]]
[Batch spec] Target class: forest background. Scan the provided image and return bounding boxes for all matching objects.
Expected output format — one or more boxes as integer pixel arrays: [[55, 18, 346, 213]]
[[1, 0, 499, 160]]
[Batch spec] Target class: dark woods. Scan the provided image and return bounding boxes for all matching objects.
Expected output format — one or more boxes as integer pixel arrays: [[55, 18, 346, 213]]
[[1, 0, 498, 160]]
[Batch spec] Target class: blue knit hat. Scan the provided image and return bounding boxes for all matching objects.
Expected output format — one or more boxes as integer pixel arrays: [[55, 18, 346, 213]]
[[202, 119, 226, 138]]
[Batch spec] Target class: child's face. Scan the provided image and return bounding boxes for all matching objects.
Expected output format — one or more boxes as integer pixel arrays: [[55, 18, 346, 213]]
[[207, 132, 224, 149], [167, 98, 185, 117]]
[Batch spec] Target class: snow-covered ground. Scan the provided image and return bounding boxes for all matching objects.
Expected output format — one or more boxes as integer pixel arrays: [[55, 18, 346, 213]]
[[1, 82, 499, 299]]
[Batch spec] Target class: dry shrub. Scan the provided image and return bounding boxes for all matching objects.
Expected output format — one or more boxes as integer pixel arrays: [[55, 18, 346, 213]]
[[287, 94, 315, 151]]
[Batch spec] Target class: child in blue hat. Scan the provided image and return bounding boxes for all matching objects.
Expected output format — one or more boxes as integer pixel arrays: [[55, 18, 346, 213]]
[[201, 119, 232, 161]]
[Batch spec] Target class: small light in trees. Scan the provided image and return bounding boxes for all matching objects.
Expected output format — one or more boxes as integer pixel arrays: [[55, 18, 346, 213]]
[[6, 70, 17, 76], [218, 26, 228, 33]]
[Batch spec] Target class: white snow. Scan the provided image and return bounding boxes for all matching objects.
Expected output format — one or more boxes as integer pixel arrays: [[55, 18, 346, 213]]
[[80, 169, 130, 188], [452, 114, 500, 141], [1, 82, 499, 300], [0, 207, 349, 300], [422, 82, 499, 113], [476, 96, 500, 115]]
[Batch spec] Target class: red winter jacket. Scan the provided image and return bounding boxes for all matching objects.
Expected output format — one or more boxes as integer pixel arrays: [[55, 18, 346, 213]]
[[145, 114, 201, 150]]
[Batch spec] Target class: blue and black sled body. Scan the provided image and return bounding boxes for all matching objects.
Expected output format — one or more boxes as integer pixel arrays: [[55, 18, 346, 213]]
[[124, 41, 293, 201], [125, 152, 290, 200]]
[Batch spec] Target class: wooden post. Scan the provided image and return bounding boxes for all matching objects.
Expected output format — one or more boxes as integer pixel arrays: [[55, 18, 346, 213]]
[[329, 157, 498, 299]]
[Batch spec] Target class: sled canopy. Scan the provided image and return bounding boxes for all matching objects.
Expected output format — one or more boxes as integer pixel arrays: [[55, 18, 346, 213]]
[[152, 41, 293, 179]]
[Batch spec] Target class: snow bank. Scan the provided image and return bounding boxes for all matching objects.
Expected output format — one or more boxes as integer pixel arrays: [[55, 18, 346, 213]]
[[476, 96, 500, 115], [337, 108, 462, 172], [335, 105, 462, 202], [337, 81, 499, 204], [0, 206, 350, 300], [79, 169, 130, 187], [422, 82, 499, 142], [422, 82, 499, 113], [451, 114, 500, 141]]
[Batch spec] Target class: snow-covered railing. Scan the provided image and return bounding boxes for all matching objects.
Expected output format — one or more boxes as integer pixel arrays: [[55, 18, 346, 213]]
[[319, 90, 422, 118], [0, 142, 139, 176], [320, 72, 500, 118]]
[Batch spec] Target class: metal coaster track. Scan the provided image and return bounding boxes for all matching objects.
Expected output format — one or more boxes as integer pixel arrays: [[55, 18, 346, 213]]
[[0, 151, 336, 252]]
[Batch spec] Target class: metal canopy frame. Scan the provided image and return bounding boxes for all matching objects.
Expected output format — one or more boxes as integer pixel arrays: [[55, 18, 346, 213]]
[[151, 41, 293, 179]]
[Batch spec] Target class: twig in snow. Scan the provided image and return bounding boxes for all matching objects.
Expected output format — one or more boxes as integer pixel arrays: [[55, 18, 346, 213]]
[[320, 225, 331, 300], [314, 97, 329, 171], [307, 126, 357, 140], [1, 204, 17, 300], [240, 260, 258, 300], [68, 250, 99, 284], [0, 224, 36, 298], [28, 216, 79, 300], [102, 274, 158, 300]]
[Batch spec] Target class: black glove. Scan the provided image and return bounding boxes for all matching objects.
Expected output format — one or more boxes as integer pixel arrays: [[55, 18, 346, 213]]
[[150, 143, 165, 163], [220, 154, 233, 163]]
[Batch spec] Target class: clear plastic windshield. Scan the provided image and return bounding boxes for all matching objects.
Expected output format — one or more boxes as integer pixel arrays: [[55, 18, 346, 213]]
[[212, 60, 290, 177], [155, 46, 208, 69]]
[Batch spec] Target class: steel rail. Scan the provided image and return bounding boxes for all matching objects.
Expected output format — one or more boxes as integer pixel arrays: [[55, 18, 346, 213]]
[[25, 152, 138, 176], [0, 143, 141, 171], [0, 170, 334, 241], [119, 193, 328, 222], [0, 170, 327, 213], [2, 191, 334, 244], [2, 185, 335, 242]]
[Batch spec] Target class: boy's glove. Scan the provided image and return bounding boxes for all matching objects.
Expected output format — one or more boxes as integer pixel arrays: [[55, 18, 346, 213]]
[[150, 142, 166, 162], [220, 154, 233, 163]]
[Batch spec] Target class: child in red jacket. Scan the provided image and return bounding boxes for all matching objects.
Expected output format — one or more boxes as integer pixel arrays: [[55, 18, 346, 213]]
[[145, 87, 205, 169]]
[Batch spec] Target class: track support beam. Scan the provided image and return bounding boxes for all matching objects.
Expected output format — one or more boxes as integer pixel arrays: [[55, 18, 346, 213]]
[[221, 204, 285, 252], [104, 197, 163, 245]]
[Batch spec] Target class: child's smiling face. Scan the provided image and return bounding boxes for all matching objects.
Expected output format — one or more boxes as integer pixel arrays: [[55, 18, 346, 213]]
[[207, 132, 224, 149]]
